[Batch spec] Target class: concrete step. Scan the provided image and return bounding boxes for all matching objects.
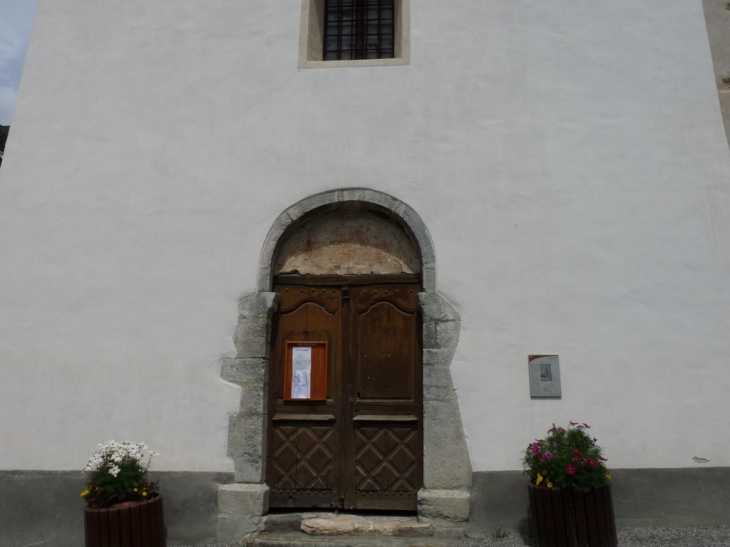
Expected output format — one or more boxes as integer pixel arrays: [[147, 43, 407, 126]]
[[263, 512, 304, 534], [301, 513, 434, 537], [250, 532, 452, 547], [264, 512, 436, 537], [257, 512, 459, 546]]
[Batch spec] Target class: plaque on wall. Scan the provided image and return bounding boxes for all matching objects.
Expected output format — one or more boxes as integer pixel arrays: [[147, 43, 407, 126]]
[[284, 341, 328, 401], [528, 355, 561, 398]]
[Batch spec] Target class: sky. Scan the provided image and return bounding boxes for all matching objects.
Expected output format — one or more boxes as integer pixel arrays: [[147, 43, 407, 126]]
[[0, 0, 39, 125]]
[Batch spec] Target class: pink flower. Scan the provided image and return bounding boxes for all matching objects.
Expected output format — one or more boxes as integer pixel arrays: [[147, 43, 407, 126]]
[[540, 452, 554, 462], [566, 464, 577, 475], [530, 443, 541, 455], [599, 456, 608, 462], [586, 459, 598, 468]]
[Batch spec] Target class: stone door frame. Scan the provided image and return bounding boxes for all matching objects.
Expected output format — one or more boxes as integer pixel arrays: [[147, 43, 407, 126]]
[[217, 188, 472, 540]]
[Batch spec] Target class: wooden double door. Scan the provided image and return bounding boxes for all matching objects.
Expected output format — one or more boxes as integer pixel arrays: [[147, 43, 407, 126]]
[[266, 279, 423, 511]]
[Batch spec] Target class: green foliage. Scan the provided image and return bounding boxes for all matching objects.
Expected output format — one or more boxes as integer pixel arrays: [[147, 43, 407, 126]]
[[522, 422, 611, 492], [81, 441, 159, 508]]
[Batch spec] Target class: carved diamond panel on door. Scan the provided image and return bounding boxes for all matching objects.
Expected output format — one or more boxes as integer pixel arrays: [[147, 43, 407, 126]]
[[355, 425, 419, 494], [270, 426, 298, 491], [296, 426, 335, 490], [269, 423, 337, 507]]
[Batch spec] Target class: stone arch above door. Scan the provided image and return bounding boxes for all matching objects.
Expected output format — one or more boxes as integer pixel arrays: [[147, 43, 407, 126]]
[[217, 189, 471, 541], [274, 207, 421, 276], [256, 188, 437, 293]]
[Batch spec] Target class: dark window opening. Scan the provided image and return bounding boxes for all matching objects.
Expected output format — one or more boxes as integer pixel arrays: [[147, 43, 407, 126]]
[[323, 0, 395, 61]]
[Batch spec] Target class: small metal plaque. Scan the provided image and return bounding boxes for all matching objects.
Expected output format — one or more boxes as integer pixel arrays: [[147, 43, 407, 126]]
[[528, 355, 561, 398]]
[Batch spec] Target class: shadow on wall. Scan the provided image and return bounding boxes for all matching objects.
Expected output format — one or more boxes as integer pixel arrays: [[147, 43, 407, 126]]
[[702, 0, 730, 150], [0, 470, 233, 547], [0, 125, 8, 168], [465, 467, 730, 539]]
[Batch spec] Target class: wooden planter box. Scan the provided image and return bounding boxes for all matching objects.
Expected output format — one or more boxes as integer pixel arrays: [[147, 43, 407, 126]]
[[528, 483, 617, 547], [84, 495, 165, 547]]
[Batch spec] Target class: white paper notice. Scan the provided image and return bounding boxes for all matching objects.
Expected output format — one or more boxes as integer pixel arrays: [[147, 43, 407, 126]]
[[291, 346, 312, 399], [528, 355, 561, 398]]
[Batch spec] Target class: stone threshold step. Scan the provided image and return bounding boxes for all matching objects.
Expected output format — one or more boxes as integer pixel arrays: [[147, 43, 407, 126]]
[[250, 533, 452, 547], [264, 512, 436, 538]]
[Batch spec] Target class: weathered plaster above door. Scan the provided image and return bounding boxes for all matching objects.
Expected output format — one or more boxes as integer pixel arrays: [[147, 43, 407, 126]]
[[257, 189, 437, 293], [274, 208, 420, 276], [217, 189, 470, 540]]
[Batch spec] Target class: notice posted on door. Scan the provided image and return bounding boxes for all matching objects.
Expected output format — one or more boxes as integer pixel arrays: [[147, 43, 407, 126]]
[[291, 346, 312, 399]]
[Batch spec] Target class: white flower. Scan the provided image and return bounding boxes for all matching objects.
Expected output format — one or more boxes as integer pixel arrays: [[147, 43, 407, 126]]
[[83, 440, 159, 479]]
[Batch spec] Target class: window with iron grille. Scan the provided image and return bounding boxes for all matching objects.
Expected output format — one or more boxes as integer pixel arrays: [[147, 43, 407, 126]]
[[323, 0, 395, 61]]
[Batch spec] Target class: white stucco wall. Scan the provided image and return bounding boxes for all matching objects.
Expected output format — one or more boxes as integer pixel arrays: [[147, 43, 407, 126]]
[[1, 0, 730, 472]]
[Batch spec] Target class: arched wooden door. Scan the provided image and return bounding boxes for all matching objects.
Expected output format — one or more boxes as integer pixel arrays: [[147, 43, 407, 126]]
[[266, 276, 423, 511]]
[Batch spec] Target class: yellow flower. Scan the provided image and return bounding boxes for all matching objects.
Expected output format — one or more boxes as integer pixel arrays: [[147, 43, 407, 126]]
[[541, 470, 548, 476], [80, 490, 90, 498], [142, 492, 148, 497], [536, 474, 543, 485], [133, 488, 138, 492], [547, 482, 553, 488], [606, 474, 612, 481]]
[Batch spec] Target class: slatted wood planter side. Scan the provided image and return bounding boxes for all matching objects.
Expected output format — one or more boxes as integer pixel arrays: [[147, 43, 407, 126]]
[[84, 495, 165, 547], [529, 484, 617, 547]]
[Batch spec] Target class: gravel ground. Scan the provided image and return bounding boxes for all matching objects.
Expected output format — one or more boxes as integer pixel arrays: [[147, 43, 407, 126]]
[[453, 526, 730, 547], [181, 527, 730, 547]]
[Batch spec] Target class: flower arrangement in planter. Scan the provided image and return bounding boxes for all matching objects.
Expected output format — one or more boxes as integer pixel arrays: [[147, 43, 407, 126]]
[[523, 422, 617, 547], [81, 441, 159, 507], [523, 422, 611, 492], [81, 441, 165, 547]]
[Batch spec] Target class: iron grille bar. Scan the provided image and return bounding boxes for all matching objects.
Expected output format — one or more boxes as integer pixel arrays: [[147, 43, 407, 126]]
[[323, 0, 395, 61]]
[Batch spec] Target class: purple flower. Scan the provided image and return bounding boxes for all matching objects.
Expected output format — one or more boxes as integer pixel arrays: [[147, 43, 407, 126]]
[[566, 464, 577, 475]]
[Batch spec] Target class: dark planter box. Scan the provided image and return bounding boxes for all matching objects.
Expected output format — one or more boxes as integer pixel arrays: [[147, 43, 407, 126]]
[[84, 494, 165, 547], [528, 483, 617, 547]]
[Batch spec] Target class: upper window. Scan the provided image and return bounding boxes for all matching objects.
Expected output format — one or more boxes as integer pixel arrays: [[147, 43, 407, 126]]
[[299, 0, 410, 69], [323, 0, 395, 61]]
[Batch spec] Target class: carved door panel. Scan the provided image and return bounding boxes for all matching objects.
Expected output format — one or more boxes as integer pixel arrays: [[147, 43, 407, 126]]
[[267, 286, 343, 508], [346, 284, 422, 510], [267, 282, 422, 511]]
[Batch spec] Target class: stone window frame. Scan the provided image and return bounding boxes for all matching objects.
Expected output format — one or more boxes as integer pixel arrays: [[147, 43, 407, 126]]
[[217, 189, 471, 540], [298, 0, 410, 69]]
